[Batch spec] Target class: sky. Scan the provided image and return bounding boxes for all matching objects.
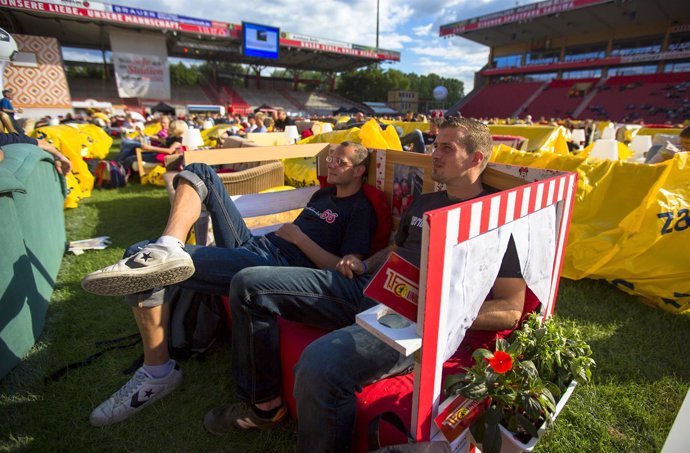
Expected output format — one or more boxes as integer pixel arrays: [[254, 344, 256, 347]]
[[62, 0, 543, 92]]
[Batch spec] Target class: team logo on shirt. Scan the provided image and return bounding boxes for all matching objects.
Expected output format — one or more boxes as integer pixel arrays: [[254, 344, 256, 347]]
[[304, 207, 339, 224], [319, 209, 338, 223]]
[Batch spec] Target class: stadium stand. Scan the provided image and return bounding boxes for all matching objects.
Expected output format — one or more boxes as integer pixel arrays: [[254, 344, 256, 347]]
[[232, 87, 297, 112], [583, 72, 690, 123], [442, 0, 688, 124], [523, 78, 600, 120], [223, 87, 252, 115], [458, 81, 544, 119], [68, 77, 212, 107]]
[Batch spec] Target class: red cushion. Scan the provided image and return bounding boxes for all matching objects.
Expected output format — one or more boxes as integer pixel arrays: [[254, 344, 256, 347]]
[[278, 288, 541, 452], [278, 318, 329, 418]]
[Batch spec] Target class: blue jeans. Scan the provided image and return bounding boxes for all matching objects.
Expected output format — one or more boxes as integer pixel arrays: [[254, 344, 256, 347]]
[[228, 266, 375, 405], [123, 162, 293, 307], [113, 139, 141, 163], [228, 264, 415, 453], [400, 130, 425, 154], [294, 324, 414, 453]]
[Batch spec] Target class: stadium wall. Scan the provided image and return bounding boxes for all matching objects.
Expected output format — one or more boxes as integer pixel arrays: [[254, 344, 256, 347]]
[[2, 34, 72, 118]]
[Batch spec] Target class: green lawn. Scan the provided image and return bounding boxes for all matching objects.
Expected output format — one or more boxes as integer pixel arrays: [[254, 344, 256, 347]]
[[1, 177, 689, 452]]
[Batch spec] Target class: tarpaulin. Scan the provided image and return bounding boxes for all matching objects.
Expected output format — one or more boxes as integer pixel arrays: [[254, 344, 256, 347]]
[[491, 146, 690, 313], [30, 125, 95, 209], [299, 119, 404, 151], [488, 125, 561, 152], [73, 123, 113, 159]]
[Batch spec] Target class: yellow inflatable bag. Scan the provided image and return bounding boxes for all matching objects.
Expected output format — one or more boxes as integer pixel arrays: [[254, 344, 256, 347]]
[[284, 157, 318, 188], [491, 147, 690, 313], [74, 123, 113, 159], [31, 125, 94, 209], [140, 165, 167, 187]]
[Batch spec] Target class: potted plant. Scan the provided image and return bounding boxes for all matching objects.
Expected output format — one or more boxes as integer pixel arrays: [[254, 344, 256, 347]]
[[444, 313, 595, 453]]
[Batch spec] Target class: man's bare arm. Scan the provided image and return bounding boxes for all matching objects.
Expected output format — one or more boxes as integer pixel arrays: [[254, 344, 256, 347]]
[[470, 277, 526, 331]]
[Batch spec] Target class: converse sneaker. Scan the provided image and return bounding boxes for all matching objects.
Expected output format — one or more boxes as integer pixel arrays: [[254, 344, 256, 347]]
[[203, 402, 289, 435], [89, 363, 183, 427], [81, 244, 194, 296]]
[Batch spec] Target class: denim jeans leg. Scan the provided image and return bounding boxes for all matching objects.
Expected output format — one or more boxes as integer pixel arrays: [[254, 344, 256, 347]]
[[229, 266, 372, 404], [173, 163, 253, 248], [294, 324, 414, 453], [113, 139, 141, 163], [400, 130, 425, 153]]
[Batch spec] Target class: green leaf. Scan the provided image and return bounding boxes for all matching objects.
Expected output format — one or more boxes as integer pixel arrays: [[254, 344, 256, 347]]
[[473, 348, 493, 362], [517, 412, 540, 438], [507, 414, 519, 432], [444, 373, 468, 392], [462, 382, 489, 399], [495, 338, 509, 352], [524, 395, 542, 420], [483, 420, 502, 453]]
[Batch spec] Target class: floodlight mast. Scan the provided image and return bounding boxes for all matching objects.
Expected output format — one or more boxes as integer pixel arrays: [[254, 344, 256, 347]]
[[376, 0, 380, 52]]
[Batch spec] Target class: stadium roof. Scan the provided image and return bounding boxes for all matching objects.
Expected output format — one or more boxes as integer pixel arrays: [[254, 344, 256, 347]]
[[0, 0, 400, 72], [440, 0, 688, 47]]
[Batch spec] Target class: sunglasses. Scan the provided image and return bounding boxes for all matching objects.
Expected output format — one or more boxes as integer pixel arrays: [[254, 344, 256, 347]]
[[326, 155, 356, 168]]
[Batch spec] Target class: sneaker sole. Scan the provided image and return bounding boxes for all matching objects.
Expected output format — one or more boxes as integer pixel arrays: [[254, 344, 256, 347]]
[[82, 261, 195, 296]]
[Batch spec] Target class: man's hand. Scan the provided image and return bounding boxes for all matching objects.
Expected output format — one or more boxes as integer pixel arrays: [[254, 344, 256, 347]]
[[54, 153, 72, 175], [274, 223, 306, 246], [336, 254, 366, 279], [36, 139, 72, 175]]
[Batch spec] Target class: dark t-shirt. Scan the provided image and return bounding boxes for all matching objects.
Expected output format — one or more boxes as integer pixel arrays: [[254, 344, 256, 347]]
[[0, 132, 38, 147], [275, 117, 295, 130], [394, 191, 486, 267], [267, 186, 376, 267], [165, 135, 182, 148], [392, 189, 525, 354]]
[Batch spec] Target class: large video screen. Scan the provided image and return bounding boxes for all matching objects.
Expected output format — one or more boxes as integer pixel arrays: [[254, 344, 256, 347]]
[[242, 22, 280, 59]]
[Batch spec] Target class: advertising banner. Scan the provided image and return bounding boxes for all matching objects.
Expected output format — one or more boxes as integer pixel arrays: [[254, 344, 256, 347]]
[[110, 31, 170, 99]]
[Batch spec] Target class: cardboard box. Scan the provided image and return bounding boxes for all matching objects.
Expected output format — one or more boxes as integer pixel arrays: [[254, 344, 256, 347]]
[[183, 143, 331, 166]]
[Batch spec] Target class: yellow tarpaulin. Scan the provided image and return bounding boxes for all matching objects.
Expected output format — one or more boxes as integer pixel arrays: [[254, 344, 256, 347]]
[[488, 125, 561, 152], [30, 125, 96, 209], [491, 146, 690, 313], [73, 123, 113, 159], [299, 119, 403, 151]]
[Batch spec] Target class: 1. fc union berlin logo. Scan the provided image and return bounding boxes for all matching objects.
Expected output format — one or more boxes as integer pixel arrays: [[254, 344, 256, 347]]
[[383, 269, 419, 304]]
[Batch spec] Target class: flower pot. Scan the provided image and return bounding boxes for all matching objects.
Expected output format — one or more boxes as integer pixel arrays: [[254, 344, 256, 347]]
[[498, 380, 578, 453]]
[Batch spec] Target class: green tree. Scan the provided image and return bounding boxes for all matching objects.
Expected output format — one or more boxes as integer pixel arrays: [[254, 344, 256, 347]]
[[335, 65, 464, 108], [169, 62, 199, 85]]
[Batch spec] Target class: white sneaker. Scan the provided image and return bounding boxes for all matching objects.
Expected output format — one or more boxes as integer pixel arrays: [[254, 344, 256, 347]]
[[81, 244, 195, 296], [90, 363, 183, 427]]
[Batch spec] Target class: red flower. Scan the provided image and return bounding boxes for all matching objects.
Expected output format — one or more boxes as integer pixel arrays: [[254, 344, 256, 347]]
[[488, 351, 513, 374]]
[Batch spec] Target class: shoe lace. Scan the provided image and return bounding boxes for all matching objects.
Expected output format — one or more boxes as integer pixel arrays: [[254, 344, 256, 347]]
[[114, 370, 148, 403]]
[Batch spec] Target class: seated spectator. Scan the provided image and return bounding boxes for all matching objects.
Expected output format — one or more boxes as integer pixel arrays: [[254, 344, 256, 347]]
[[80, 142, 375, 427], [122, 120, 187, 171], [113, 116, 171, 164], [263, 117, 275, 132], [346, 112, 365, 126], [198, 119, 527, 453], [253, 116, 267, 133], [274, 109, 295, 131]]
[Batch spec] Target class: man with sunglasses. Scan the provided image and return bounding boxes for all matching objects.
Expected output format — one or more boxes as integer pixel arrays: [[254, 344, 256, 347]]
[[82, 141, 376, 427]]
